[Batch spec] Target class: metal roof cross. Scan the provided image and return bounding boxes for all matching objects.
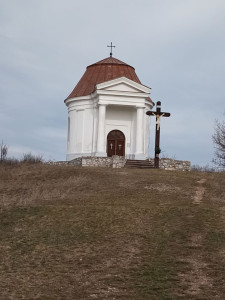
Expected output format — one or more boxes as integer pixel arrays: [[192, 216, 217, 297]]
[[107, 42, 116, 57]]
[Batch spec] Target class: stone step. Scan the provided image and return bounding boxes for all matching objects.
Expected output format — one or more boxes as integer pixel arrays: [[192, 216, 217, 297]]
[[125, 159, 154, 169]]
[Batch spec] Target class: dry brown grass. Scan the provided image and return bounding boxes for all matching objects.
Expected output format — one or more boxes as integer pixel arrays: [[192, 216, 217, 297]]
[[0, 163, 225, 299]]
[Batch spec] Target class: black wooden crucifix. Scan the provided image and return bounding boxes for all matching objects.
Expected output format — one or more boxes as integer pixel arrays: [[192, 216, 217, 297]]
[[107, 42, 116, 57], [146, 101, 171, 168]]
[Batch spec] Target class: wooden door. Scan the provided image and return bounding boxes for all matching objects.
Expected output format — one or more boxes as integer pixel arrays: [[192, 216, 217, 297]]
[[116, 140, 124, 156], [107, 130, 125, 157], [107, 140, 116, 157]]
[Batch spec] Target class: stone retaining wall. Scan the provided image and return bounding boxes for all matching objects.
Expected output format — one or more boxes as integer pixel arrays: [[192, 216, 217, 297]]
[[149, 158, 191, 171], [68, 156, 126, 168], [49, 157, 190, 171], [68, 157, 82, 166]]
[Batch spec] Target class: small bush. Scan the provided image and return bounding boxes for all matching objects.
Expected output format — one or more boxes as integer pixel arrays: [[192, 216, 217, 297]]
[[4, 158, 20, 165], [1, 141, 8, 161], [191, 164, 218, 172], [22, 153, 43, 164]]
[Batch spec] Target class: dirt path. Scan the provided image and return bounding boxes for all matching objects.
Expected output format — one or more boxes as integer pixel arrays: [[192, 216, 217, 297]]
[[177, 233, 212, 296], [193, 178, 206, 204], [177, 179, 213, 297]]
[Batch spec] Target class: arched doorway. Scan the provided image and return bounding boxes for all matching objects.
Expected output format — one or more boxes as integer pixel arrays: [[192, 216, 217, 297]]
[[107, 130, 125, 157]]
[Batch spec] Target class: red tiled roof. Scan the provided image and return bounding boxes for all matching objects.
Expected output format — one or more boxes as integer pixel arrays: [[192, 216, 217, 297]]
[[65, 57, 144, 100]]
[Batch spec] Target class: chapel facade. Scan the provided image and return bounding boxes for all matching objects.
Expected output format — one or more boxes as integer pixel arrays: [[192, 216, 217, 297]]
[[64, 56, 154, 161]]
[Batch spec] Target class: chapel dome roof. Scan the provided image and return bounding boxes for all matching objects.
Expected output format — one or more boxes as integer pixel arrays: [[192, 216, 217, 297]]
[[65, 56, 143, 100]]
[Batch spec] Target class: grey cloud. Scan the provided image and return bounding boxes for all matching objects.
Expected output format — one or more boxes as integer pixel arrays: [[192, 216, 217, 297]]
[[1, 0, 225, 165]]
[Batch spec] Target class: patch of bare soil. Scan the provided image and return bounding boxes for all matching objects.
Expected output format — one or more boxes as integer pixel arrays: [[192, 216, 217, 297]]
[[193, 179, 206, 204], [188, 234, 203, 248], [178, 257, 212, 296], [177, 179, 215, 297], [177, 231, 213, 297]]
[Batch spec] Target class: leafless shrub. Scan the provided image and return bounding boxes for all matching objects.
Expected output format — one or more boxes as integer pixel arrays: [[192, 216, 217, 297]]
[[2, 158, 20, 165], [212, 116, 225, 169], [191, 164, 218, 173], [22, 152, 43, 164], [0, 141, 8, 161]]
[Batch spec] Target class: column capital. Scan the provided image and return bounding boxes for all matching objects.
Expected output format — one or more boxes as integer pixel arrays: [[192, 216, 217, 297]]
[[136, 105, 145, 109], [98, 102, 108, 107]]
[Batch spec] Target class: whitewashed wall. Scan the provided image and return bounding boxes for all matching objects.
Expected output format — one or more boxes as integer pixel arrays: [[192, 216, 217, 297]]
[[65, 77, 154, 161]]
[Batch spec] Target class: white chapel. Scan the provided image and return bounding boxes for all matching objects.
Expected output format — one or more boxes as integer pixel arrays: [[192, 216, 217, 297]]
[[64, 54, 154, 161]]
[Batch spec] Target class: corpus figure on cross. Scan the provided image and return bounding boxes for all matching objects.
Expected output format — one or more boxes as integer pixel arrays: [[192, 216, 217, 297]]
[[146, 101, 171, 168], [152, 112, 165, 130]]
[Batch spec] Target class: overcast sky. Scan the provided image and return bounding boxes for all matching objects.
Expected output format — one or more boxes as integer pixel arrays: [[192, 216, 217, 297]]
[[1, 0, 225, 166]]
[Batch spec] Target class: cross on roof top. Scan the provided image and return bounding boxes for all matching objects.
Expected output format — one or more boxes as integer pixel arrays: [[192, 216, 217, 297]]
[[107, 42, 116, 57]]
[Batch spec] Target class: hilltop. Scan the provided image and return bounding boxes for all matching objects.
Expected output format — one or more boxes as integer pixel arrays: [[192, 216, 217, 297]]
[[0, 163, 225, 299]]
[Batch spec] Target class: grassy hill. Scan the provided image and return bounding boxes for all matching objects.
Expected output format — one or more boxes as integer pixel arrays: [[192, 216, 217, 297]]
[[0, 163, 225, 299]]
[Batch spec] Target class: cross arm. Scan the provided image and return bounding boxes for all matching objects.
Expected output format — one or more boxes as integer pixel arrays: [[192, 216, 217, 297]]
[[162, 112, 170, 117], [146, 111, 171, 117]]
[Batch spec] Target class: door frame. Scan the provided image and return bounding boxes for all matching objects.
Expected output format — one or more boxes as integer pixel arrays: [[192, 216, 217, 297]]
[[107, 130, 125, 157]]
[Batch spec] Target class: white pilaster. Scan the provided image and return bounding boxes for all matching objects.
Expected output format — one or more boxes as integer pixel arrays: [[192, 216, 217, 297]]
[[68, 109, 77, 153], [135, 106, 146, 160], [92, 104, 98, 154], [96, 104, 107, 156]]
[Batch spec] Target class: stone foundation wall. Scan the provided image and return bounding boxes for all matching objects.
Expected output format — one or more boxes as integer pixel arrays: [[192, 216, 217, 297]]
[[68, 156, 126, 168], [82, 157, 112, 167], [111, 155, 127, 168], [47, 161, 69, 166], [149, 158, 191, 171], [49, 157, 190, 171], [68, 157, 82, 166]]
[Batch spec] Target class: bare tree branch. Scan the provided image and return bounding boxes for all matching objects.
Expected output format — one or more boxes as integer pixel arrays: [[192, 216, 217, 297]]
[[1, 141, 8, 161], [212, 116, 225, 168]]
